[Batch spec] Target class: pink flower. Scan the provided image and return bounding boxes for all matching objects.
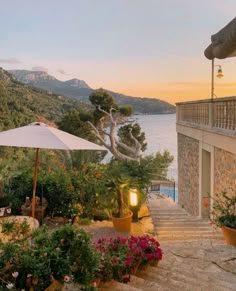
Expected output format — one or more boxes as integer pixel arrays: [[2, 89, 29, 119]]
[[64, 275, 70, 283], [6, 283, 14, 289], [12, 271, 19, 278]]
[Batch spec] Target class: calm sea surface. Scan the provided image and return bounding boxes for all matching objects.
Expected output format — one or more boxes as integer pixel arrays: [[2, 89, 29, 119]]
[[134, 114, 177, 181], [134, 114, 178, 200]]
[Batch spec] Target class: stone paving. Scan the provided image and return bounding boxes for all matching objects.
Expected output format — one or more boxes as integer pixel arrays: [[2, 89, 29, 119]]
[[47, 194, 236, 290], [99, 194, 236, 290]]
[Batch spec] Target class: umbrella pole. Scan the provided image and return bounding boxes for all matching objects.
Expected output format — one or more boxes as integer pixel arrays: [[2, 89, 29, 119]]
[[32, 148, 39, 218]]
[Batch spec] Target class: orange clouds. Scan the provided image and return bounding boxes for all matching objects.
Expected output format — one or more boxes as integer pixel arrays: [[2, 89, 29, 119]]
[[106, 81, 236, 104]]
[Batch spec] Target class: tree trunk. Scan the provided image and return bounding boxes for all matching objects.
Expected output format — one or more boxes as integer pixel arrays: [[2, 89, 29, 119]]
[[117, 188, 124, 217]]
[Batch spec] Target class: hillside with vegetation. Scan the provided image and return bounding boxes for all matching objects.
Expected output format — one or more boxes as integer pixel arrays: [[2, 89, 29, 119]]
[[0, 68, 90, 130], [9, 70, 176, 114]]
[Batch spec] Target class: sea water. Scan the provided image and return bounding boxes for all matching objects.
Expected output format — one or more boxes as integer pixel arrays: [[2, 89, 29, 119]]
[[134, 114, 178, 201]]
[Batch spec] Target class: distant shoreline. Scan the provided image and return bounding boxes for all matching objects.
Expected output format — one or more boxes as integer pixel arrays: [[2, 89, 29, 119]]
[[132, 112, 176, 116]]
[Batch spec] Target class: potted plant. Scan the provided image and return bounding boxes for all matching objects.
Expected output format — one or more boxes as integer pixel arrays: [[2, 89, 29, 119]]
[[95, 236, 137, 283], [211, 191, 236, 246], [103, 162, 135, 232]]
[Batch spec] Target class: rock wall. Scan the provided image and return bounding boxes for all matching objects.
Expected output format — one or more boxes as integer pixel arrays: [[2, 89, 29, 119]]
[[214, 147, 236, 197], [178, 133, 199, 216]]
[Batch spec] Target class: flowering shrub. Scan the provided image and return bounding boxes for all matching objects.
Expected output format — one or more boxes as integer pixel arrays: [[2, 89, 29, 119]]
[[128, 235, 162, 266], [0, 224, 100, 290], [95, 236, 130, 282], [95, 235, 162, 283], [210, 191, 236, 229]]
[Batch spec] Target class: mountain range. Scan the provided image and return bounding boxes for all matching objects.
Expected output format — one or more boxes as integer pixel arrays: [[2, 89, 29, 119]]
[[9, 70, 176, 114], [0, 68, 89, 130]]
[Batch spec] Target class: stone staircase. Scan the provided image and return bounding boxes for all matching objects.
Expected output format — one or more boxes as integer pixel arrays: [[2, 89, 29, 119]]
[[99, 240, 236, 291], [98, 194, 236, 290], [149, 193, 223, 241]]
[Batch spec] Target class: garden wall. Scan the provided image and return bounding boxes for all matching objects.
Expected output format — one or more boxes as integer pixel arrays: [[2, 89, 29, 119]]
[[214, 147, 236, 197]]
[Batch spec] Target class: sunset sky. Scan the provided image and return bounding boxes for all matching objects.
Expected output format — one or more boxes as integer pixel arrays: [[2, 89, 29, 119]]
[[1, 0, 236, 104]]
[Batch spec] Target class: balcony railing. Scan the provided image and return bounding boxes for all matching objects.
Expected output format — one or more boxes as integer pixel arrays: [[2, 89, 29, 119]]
[[176, 97, 236, 132]]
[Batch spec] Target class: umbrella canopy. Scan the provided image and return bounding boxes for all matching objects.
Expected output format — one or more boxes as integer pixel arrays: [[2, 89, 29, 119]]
[[0, 122, 104, 150], [0, 122, 106, 218], [204, 17, 236, 60]]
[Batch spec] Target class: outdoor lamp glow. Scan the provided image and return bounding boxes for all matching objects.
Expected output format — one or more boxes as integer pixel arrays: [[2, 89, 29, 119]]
[[129, 189, 138, 206], [216, 66, 224, 78], [211, 61, 224, 99]]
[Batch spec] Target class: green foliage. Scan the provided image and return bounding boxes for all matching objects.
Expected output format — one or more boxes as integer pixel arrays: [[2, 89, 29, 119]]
[[89, 88, 118, 124], [0, 69, 90, 131], [3, 160, 111, 220], [57, 108, 107, 163], [119, 105, 133, 116], [211, 191, 236, 229], [102, 151, 173, 217], [0, 221, 15, 235], [117, 122, 147, 154], [0, 224, 100, 290], [141, 150, 174, 181]]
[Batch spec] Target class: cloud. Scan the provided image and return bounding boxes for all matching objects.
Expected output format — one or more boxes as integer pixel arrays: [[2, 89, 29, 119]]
[[31, 66, 48, 72], [0, 57, 21, 64], [58, 69, 67, 75]]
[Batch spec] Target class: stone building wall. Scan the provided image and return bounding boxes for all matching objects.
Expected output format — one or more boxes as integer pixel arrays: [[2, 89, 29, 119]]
[[214, 147, 236, 197], [178, 133, 199, 216]]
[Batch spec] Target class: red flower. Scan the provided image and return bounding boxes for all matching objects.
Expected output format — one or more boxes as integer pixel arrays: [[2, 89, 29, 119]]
[[47, 167, 51, 172], [68, 184, 74, 191], [204, 201, 209, 207], [95, 173, 101, 178], [111, 257, 118, 264]]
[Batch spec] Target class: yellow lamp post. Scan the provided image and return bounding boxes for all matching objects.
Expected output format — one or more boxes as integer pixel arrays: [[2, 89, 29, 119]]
[[129, 189, 138, 222], [211, 59, 224, 100]]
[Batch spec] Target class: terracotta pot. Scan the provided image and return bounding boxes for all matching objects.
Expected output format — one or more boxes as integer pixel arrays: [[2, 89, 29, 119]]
[[149, 259, 159, 267], [222, 226, 236, 246], [138, 263, 149, 271], [112, 211, 133, 232]]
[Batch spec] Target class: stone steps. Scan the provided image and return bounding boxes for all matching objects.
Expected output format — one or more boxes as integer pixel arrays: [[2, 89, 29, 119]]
[[148, 195, 222, 241], [99, 282, 141, 291], [97, 195, 236, 291], [98, 242, 236, 291]]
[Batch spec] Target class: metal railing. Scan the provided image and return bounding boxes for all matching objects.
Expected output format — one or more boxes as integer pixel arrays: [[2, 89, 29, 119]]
[[177, 97, 236, 131]]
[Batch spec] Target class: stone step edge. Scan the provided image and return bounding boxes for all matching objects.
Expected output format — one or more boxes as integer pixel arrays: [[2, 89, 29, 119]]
[[150, 265, 236, 290]]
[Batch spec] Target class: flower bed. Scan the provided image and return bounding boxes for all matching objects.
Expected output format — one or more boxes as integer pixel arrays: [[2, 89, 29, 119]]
[[95, 234, 162, 283], [0, 223, 162, 290]]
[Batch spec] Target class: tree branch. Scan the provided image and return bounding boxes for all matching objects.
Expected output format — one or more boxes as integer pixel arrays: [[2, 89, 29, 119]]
[[88, 107, 143, 162]]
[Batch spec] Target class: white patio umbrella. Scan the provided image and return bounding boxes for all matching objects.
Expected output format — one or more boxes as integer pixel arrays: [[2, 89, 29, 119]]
[[0, 122, 106, 218]]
